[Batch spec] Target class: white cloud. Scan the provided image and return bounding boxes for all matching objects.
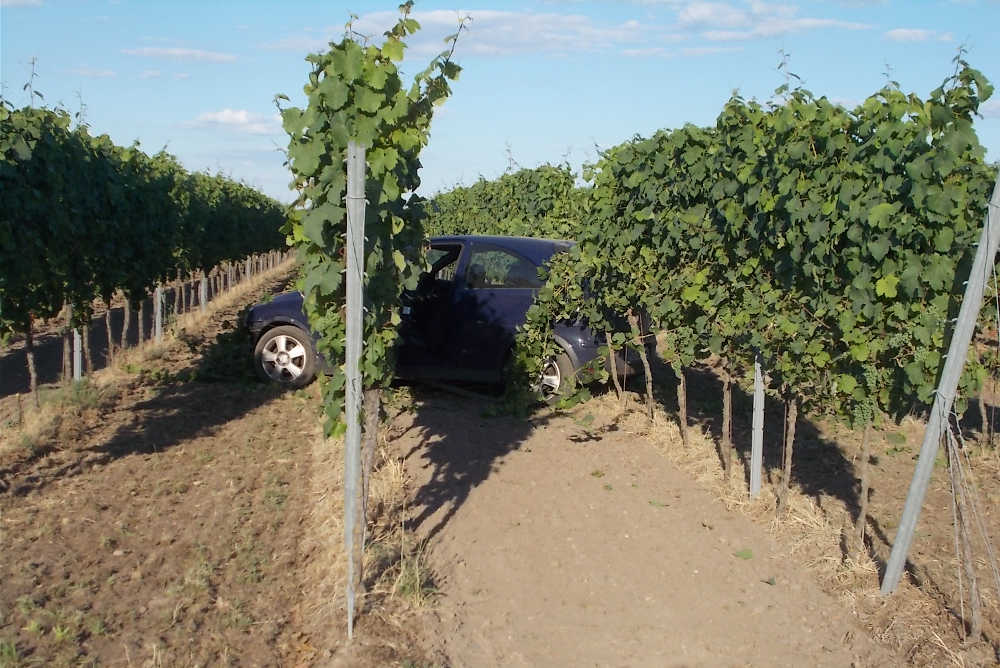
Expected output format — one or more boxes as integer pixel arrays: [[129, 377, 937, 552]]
[[884, 28, 953, 42], [885, 28, 931, 41], [703, 17, 869, 41], [121, 47, 237, 63], [263, 4, 869, 57], [655, 1, 871, 41], [70, 65, 116, 78], [188, 109, 281, 135], [681, 44, 743, 55], [266, 9, 658, 57], [981, 99, 1000, 119], [139, 69, 161, 79], [0, 0, 42, 6], [174, 73, 191, 80], [622, 44, 743, 57], [623, 47, 674, 56], [678, 2, 756, 28]]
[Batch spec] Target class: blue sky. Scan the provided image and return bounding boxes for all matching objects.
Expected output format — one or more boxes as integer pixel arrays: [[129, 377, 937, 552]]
[[2, 0, 998, 203]]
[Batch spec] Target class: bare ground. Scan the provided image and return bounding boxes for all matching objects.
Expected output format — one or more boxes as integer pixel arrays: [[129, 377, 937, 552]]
[[391, 394, 892, 666], [2, 267, 999, 666], [0, 266, 433, 667]]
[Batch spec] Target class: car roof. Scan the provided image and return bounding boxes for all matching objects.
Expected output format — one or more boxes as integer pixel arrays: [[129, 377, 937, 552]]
[[429, 234, 575, 266]]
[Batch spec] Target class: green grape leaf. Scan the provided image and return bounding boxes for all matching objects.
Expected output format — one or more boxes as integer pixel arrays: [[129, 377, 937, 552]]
[[875, 274, 899, 298]]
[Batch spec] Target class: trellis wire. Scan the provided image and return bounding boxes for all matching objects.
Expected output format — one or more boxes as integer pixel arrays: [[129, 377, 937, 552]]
[[948, 411, 1000, 603]]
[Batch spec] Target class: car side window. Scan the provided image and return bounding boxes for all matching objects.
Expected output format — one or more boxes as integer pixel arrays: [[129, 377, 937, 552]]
[[427, 245, 461, 282], [466, 247, 543, 289]]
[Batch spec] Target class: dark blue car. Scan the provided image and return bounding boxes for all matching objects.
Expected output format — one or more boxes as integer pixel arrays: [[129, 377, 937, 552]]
[[245, 235, 628, 399]]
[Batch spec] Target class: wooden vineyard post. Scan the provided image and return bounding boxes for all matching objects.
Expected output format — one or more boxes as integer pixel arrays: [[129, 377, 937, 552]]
[[25, 318, 39, 408], [750, 353, 765, 498], [881, 176, 1000, 594], [854, 422, 873, 551], [153, 286, 164, 343], [200, 275, 208, 313], [344, 141, 367, 639], [104, 306, 115, 364], [121, 299, 131, 351]]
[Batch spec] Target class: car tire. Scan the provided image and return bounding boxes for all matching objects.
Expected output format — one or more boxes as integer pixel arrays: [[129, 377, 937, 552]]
[[253, 325, 318, 387], [538, 351, 576, 404]]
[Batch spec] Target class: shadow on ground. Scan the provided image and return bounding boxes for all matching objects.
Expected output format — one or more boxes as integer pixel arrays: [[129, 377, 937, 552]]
[[0, 297, 294, 499], [641, 347, 999, 640], [395, 386, 558, 546], [640, 350, 862, 518]]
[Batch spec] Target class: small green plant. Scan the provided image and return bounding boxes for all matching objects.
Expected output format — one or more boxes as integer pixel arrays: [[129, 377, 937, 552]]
[[184, 552, 214, 591], [590, 469, 605, 478], [85, 616, 105, 637], [236, 540, 264, 584], [884, 431, 909, 456], [17, 433, 40, 456], [22, 620, 43, 636], [263, 475, 289, 510], [0, 638, 20, 666], [393, 551, 437, 606], [216, 597, 254, 630], [15, 597, 36, 615], [51, 625, 73, 643]]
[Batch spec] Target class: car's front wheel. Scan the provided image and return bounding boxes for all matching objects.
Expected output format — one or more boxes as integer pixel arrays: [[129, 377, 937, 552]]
[[538, 352, 576, 404], [253, 325, 317, 387]]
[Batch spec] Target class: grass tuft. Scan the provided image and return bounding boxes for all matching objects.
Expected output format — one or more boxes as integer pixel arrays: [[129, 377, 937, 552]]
[[0, 638, 21, 667], [392, 546, 437, 607]]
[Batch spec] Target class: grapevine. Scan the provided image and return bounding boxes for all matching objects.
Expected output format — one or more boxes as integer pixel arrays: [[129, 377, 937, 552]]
[[427, 59, 996, 463], [0, 99, 285, 372]]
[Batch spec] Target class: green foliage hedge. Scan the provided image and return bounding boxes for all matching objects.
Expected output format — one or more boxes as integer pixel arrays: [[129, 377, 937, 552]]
[[428, 59, 998, 426], [0, 102, 285, 337], [425, 164, 586, 240]]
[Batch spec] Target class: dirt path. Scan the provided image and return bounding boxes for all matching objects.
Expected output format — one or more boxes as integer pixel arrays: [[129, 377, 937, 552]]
[[393, 397, 893, 666]]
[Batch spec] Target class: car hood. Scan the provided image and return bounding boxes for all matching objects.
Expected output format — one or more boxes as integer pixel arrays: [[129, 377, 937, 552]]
[[267, 291, 304, 308], [246, 290, 306, 329]]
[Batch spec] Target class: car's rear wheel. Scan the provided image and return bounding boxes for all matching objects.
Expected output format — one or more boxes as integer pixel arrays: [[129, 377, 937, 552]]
[[254, 325, 317, 387], [538, 351, 576, 404]]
